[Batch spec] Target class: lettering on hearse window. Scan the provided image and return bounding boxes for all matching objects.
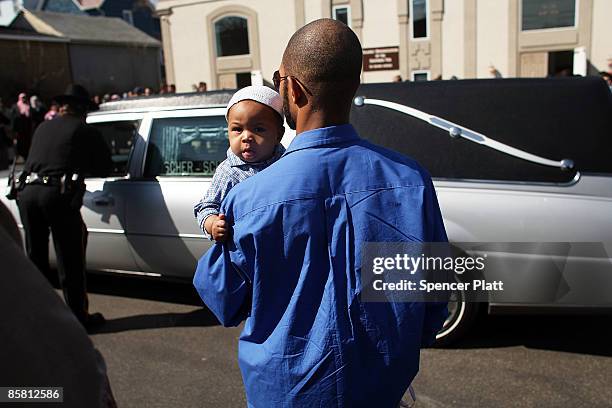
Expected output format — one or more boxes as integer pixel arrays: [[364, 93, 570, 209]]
[[145, 116, 229, 177], [163, 160, 222, 176]]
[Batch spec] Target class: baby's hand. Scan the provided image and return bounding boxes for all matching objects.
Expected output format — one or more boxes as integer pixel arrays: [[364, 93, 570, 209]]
[[212, 214, 230, 243]]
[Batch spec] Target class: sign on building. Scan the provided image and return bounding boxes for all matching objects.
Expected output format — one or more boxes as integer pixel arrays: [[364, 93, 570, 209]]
[[363, 47, 399, 71]]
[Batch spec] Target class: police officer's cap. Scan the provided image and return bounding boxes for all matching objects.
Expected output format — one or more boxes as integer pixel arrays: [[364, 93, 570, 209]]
[[54, 84, 98, 111]]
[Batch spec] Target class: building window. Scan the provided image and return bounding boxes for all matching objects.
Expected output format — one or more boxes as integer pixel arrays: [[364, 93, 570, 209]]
[[411, 0, 428, 39], [215, 16, 249, 57], [412, 71, 430, 81], [122, 10, 134, 25], [521, 0, 576, 31], [332, 5, 351, 28]]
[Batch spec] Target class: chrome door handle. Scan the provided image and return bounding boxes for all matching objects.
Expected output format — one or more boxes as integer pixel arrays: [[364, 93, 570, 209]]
[[93, 196, 114, 206]]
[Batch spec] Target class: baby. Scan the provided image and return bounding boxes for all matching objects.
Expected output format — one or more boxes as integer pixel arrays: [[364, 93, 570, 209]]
[[194, 86, 285, 242]]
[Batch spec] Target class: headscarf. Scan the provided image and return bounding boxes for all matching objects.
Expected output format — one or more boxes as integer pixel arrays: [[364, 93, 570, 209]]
[[17, 93, 30, 117], [30, 95, 42, 110]]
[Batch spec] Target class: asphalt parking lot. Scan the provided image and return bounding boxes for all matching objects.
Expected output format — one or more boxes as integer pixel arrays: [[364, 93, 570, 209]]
[[86, 273, 612, 408]]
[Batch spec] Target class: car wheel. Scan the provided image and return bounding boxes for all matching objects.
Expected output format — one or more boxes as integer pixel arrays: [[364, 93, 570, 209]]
[[434, 289, 480, 347]]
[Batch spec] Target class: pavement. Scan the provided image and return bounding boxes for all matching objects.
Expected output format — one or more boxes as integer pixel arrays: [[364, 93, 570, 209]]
[[86, 273, 612, 408]]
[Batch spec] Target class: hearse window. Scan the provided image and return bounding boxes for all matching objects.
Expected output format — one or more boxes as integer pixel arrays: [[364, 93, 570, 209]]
[[349, 78, 612, 183], [91, 120, 140, 177], [144, 116, 228, 177]]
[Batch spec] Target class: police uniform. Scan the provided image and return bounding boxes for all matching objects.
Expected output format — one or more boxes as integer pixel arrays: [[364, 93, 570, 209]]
[[17, 87, 111, 327]]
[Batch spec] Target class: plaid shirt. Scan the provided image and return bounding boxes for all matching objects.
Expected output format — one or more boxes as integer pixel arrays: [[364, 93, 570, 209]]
[[194, 145, 285, 239]]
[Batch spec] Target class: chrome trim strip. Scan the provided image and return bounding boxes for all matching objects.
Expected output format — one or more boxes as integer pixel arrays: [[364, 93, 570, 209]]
[[354, 97, 574, 170], [86, 113, 145, 123], [89, 229, 207, 239], [89, 104, 226, 115], [99, 268, 162, 277], [433, 171, 582, 188], [178, 233, 208, 239], [20, 224, 207, 239], [149, 107, 226, 118], [87, 228, 126, 234], [123, 231, 207, 239]]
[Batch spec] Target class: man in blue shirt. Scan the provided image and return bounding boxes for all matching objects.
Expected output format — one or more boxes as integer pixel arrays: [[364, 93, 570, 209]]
[[194, 18, 448, 407]]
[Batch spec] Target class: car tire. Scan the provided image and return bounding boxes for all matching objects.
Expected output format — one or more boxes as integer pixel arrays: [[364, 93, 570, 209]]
[[434, 289, 481, 347]]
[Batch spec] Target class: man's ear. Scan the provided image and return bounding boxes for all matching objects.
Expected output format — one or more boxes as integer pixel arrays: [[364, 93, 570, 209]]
[[287, 76, 304, 106]]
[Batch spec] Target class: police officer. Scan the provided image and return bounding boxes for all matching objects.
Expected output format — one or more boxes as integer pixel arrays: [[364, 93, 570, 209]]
[[17, 84, 112, 331]]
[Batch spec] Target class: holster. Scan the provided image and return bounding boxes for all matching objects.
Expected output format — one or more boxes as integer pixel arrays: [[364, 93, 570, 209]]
[[61, 174, 86, 210], [5, 167, 26, 201]]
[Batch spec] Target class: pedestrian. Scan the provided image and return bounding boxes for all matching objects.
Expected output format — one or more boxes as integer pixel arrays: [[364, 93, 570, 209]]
[[489, 65, 503, 78], [30, 95, 45, 129], [15, 84, 112, 331], [600, 71, 612, 91], [0, 98, 12, 170], [194, 18, 448, 407], [393, 74, 402, 82], [193, 85, 285, 241], [44, 103, 59, 121], [0, 202, 117, 407], [11, 92, 33, 161], [197, 81, 208, 92]]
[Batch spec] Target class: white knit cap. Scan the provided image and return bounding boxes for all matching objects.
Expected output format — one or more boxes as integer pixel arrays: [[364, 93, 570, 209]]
[[225, 85, 283, 121]]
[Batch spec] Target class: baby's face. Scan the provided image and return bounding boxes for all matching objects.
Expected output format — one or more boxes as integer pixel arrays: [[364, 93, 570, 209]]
[[227, 100, 284, 163]]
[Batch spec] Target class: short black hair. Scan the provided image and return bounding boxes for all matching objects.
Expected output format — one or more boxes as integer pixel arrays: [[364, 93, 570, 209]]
[[282, 19, 362, 110]]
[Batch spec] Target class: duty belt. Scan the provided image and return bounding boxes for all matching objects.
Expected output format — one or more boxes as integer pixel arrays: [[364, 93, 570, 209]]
[[25, 173, 62, 186]]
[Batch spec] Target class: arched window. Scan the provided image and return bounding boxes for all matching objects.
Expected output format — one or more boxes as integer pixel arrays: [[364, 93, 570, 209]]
[[214, 16, 249, 57]]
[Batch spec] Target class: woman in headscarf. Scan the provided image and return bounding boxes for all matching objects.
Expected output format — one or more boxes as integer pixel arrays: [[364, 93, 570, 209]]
[[0, 98, 12, 170], [11, 92, 34, 161], [29, 95, 45, 129]]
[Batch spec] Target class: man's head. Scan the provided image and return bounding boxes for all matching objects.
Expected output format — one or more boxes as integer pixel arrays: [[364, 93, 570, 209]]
[[278, 19, 362, 130], [226, 86, 285, 163]]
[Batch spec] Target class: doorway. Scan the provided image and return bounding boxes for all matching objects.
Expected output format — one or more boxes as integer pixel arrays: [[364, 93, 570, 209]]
[[548, 50, 573, 77], [236, 72, 252, 88]]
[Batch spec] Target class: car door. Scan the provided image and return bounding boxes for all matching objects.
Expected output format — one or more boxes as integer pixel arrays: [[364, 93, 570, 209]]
[[80, 113, 144, 273], [435, 176, 612, 306], [121, 108, 229, 279]]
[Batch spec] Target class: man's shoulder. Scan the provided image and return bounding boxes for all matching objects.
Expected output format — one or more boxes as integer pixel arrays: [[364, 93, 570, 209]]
[[320, 137, 433, 192], [357, 138, 431, 181], [39, 116, 86, 136]]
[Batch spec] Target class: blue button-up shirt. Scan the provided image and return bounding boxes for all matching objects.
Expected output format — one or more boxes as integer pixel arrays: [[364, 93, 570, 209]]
[[194, 124, 448, 408]]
